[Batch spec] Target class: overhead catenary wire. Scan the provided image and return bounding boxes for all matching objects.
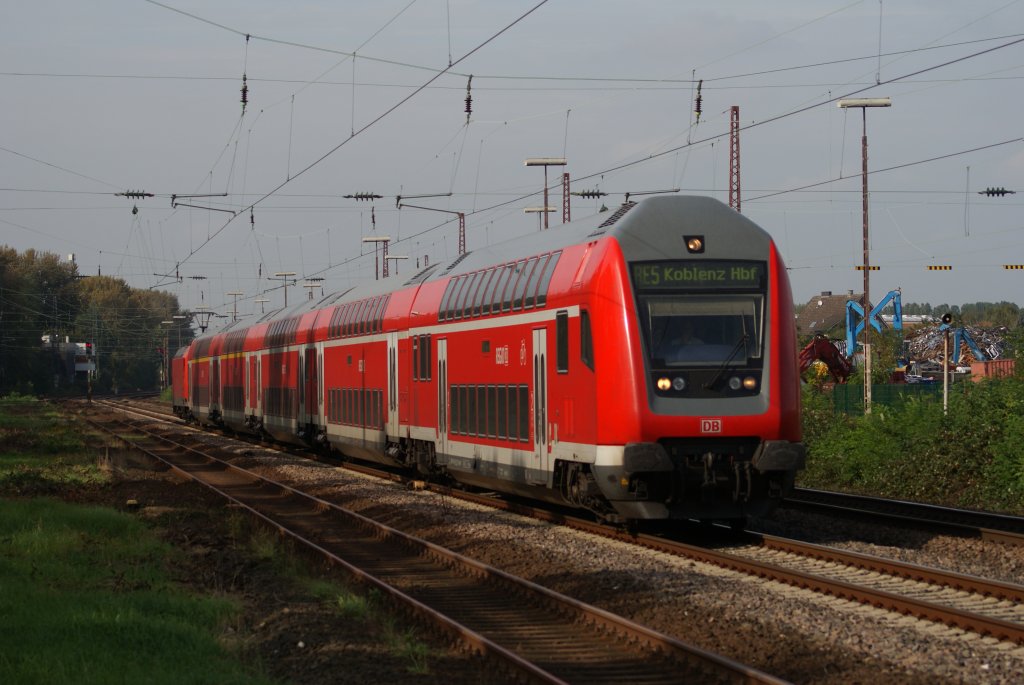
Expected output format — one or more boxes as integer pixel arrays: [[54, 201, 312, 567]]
[[172, 0, 551, 271]]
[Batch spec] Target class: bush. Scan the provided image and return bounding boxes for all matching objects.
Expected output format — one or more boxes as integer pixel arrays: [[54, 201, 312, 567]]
[[800, 376, 1024, 514]]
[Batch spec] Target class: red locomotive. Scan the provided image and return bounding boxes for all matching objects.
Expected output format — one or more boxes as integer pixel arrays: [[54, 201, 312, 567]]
[[172, 196, 804, 524]]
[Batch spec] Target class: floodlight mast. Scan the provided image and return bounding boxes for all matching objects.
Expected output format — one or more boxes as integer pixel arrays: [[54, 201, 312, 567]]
[[524, 158, 566, 229], [362, 237, 391, 280], [838, 96, 891, 415], [385, 255, 409, 277], [226, 291, 243, 321], [271, 272, 296, 307]]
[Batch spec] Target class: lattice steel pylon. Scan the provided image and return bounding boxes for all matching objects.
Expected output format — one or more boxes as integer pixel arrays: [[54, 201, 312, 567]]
[[562, 172, 571, 224], [728, 105, 741, 213]]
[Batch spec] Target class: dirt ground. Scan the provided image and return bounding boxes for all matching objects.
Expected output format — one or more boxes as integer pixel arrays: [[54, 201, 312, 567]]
[[63, 464, 510, 685]]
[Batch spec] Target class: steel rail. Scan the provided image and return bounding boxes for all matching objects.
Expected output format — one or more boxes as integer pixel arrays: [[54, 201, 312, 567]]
[[84, 407, 788, 685], [785, 488, 1024, 546], [95, 400, 1024, 643]]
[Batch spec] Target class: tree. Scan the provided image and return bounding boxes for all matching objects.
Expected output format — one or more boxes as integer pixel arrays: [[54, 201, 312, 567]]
[[0, 247, 81, 393], [74, 276, 185, 393]]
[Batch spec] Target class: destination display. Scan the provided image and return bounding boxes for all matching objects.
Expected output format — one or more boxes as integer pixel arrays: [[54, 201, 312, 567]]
[[631, 260, 765, 290]]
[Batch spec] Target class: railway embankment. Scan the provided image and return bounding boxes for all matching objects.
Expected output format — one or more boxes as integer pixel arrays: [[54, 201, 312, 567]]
[[0, 395, 498, 685]]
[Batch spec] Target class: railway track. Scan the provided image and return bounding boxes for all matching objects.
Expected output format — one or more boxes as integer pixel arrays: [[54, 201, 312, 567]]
[[463, 492, 1024, 645], [83, 402, 785, 685], [784, 487, 1024, 546], [91, 399, 1024, 646]]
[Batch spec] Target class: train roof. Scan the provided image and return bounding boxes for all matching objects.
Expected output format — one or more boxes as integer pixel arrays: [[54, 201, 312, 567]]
[[190, 195, 768, 340]]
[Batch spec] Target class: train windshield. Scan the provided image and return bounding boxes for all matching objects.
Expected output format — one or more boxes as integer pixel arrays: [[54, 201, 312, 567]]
[[641, 295, 764, 367]]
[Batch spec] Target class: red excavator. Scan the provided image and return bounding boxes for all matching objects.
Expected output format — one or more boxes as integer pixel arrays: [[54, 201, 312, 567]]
[[799, 333, 852, 383]]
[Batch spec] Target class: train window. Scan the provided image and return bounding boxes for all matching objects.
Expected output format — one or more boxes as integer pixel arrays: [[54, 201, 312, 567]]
[[535, 250, 560, 307], [464, 385, 474, 436], [479, 268, 499, 316], [503, 260, 527, 312], [506, 386, 517, 441], [372, 296, 382, 332], [421, 335, 431, 381], [358, 299, 371, 335], [461, 271, 483, 319], [477, 385, 486, 437], [368, 297, 380, 333], [644, 295, 765, 366], [497, 385, 507, 439], [512, 258, 538, 311], [450, 385, 460, 435], [328, 307, 336, 339], [362, 298, 374, 334], [337, 305, 347, 338], [460, 384, 471, 432], [522, 254, 548, 309], [493, 263, 514, 313], [439, 280, 456, 322], [556, 311, 569, 373], [517, 385, 530, 442], [487, 385, 497, 438], [374, 295, 389, 332], [366, 298, 377, 333], [580, 310, 594, 371], [473, 269, 495, 316], [449, 276, 468, 320], [342, 303, 354, 337]]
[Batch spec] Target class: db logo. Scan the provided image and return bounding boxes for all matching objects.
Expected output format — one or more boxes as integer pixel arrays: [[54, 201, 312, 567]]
[[700, 418, 722, 434]]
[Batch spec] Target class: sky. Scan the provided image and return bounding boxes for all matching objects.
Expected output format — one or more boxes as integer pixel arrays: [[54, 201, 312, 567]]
[[2, 0, 1023, 327]]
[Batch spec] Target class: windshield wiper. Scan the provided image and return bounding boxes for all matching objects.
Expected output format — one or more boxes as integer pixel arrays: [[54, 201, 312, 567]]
[[703, 334, 749, 390]]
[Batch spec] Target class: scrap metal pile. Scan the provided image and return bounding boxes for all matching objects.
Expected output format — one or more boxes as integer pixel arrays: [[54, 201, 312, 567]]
[[904, 326, 1007, 365]]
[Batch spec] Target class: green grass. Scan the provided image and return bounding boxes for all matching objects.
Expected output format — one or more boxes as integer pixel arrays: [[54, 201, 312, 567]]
[[0, 498, 274, 685], [0, 395, 103, 495]]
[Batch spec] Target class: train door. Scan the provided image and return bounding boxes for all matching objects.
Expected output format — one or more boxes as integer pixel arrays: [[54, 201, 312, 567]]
[[436, 338, 448, 457], [304, 347, 318, 425], [531, 328, 549, 483], [387, 332, 399, 437], [255, 356, 262, 415], [211, 359, 221, 407]]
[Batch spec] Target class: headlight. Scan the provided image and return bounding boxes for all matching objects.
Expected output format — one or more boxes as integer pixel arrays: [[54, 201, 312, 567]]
[[743, 376, 758, 390], [657, 377, 671, 391], [728, 376, 742, 390], [672, 377, 686, 391]]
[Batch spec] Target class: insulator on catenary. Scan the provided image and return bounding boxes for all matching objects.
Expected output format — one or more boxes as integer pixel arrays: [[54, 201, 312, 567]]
[[465, 75, 473, 124], [979, 187, 1015, 196], [694, 79, 703, 123], [240, 73, 249, 113]]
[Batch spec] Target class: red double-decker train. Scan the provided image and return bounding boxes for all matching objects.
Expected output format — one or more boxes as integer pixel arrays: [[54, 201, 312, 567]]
[[172, 196, 804, 524]]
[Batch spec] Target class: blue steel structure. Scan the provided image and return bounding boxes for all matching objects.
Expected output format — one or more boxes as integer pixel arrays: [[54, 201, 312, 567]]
[[845, 289, 903, 359]]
